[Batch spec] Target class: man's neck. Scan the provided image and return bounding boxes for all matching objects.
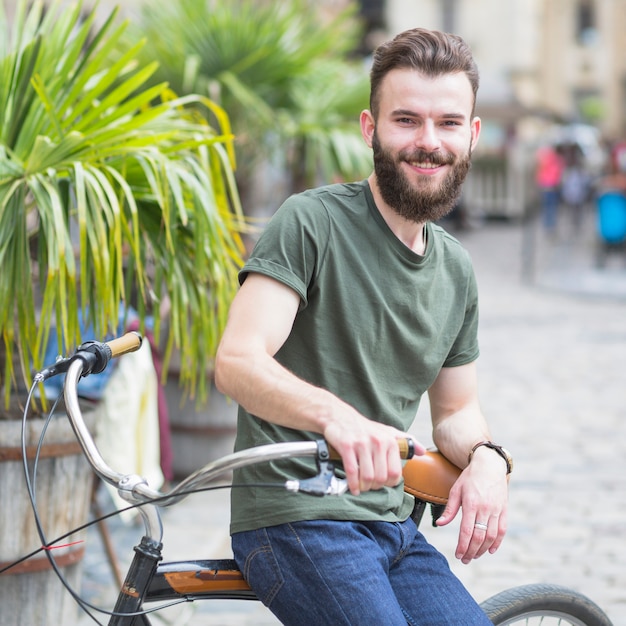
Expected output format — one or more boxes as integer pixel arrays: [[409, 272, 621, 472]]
[[367, 173, 427, 255]]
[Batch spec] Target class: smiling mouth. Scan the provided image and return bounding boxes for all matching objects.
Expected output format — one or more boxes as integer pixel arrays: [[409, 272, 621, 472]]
[[405, 150, 454, 168], [407, 160, 443, 169]]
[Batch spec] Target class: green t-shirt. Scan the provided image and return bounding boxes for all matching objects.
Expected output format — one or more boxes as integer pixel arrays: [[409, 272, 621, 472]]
[[230, 180, 479, 534]]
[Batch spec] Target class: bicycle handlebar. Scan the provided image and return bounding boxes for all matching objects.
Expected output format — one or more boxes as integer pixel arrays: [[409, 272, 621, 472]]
[[49, 333, 416, 540], [34, 331, 143, 382], [327, 438, 414, 462]]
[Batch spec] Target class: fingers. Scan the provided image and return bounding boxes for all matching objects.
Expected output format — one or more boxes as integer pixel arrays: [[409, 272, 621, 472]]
[[339, 448, 362, 495], [456, 510, 507, 564], [435, 485, 505, 563], [347, 443, 403, 496], [336, 435, 408, 496], [434, 490, 462, 528], [323, 413, 420, 495]]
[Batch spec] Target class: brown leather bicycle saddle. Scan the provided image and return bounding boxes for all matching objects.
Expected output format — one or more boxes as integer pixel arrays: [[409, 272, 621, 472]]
[[402, 449, 461, 505]]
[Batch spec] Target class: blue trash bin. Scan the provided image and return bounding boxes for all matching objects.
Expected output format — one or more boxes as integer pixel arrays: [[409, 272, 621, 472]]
[[597, 191, 626, 243]]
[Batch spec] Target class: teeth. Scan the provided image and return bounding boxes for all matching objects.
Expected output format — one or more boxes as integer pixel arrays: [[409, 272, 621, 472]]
[[409, 161, 440, 169]]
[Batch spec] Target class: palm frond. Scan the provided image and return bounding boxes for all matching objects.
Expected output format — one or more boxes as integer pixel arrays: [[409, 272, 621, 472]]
[[0, 0, 245, 404], [128, 0, 369, 201]]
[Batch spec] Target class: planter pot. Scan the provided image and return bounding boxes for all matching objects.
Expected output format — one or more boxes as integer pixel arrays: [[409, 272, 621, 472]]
[[165, 373, 238, 479], [0, 410, 96, 626]]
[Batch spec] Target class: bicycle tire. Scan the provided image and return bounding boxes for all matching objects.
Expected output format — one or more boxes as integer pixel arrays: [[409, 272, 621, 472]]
[[480, 583, 613, 626]]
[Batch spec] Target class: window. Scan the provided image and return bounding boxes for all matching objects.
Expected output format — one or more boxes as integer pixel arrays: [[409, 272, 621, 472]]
[[577, 0, 598, 46], [441, 0, 458, 33]]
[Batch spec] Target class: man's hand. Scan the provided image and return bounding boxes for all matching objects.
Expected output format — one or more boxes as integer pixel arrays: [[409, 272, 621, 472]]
[[324, 418, 426, 496], [435, 447, 508, 564]]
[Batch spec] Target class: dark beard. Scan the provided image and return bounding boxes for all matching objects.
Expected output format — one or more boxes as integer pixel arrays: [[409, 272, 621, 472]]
[[372, 131, 472, 223]]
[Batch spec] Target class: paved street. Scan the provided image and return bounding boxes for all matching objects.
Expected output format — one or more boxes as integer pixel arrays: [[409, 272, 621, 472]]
[[77, 211, 626, 625], [427, 214, 626, 625]]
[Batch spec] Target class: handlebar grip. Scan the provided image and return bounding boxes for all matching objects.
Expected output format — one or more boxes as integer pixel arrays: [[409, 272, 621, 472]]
[[106, 331, 143, 359], [328, 438, 415, 462], [34, 332, 143, 382], [75, 331, 144, 376], [397, 438, 415, 459]]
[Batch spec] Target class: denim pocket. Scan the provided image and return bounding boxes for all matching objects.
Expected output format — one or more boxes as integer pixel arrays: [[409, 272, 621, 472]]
[[233, 528, 284, 607]]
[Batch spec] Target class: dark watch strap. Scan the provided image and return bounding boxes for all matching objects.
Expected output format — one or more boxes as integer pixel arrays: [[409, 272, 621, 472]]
[[468, 441, 513, 474]]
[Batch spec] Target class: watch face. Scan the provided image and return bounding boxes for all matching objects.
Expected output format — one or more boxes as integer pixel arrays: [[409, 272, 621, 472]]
[[501, 447, 513, 472], [493, 445, 513, 473], [486, 443, 513, 474]]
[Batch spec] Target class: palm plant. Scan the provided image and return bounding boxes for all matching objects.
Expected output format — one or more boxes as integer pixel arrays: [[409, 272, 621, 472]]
[[127, 0, 373, 204], [278, 57, 373, 192], [0, 0, 245, 412]]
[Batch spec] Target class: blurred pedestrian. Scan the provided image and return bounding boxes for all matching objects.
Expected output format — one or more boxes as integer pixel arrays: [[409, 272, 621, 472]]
[[560, 144, 591, 233], [535, 144, 564, 234], [599, 138, 626, 194]]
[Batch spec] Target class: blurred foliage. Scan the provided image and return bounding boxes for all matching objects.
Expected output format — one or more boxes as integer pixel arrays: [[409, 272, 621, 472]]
[[0, 0, 245, 408], [127, 0, 373, 205], [579, 96, 605, 124]]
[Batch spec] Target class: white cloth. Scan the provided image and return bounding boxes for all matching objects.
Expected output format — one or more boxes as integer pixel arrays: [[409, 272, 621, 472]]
[[92, 340, 164, 521]]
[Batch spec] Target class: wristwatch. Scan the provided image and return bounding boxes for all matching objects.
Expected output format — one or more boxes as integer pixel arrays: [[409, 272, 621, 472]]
[[468, 441, 513, 475]]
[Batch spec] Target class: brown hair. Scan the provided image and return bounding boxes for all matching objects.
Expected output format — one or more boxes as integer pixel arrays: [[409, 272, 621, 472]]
[[369, 28, 479, 118]]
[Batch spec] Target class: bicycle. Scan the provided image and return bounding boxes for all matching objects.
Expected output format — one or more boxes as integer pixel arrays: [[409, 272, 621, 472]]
[[10, 333, 614, 625]]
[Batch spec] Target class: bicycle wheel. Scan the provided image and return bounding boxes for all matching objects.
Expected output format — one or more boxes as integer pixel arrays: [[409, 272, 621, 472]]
[[480, 583, 613, 626]]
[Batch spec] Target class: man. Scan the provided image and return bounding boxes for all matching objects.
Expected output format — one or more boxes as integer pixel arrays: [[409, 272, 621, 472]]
[[215, 27, 510, 625]]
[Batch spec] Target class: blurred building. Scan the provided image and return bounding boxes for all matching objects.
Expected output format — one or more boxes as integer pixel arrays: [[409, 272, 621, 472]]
[[381, 0, 626, 141], [371, 0, 626, 217], [23, 0, 626, 144], [17, 0, 624, 217]]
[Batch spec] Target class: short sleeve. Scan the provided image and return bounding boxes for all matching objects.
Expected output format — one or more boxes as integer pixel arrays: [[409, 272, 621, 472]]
[[239, 194, 331, 310], [443, 263, 480, 367]]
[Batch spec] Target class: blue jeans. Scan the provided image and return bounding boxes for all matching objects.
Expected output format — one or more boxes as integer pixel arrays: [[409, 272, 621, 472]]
[[541, 188, 560, 231], [232, 518, 491, 625]]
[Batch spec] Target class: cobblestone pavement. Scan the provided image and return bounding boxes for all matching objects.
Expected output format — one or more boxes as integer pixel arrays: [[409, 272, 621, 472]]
[[75, 213, 626, 625]]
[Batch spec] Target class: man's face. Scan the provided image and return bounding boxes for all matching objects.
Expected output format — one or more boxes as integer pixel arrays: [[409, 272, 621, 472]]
[[361, 68, 480, 223]]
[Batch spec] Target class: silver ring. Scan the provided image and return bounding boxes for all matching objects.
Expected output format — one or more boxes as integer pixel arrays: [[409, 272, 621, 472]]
[[474, 522, 488, 531]]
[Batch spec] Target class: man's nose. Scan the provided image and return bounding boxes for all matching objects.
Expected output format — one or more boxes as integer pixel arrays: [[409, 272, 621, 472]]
[[414, 121, 440, 152]]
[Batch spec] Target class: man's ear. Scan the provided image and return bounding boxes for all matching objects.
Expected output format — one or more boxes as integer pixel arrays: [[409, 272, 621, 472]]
[[360, 109, 375, 148], [470, 116, 481, 152]]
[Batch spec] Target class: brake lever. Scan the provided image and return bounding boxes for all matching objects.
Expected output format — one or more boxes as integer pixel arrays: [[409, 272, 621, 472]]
[[284, 439, 349, 496], [284, 463, 349, 496]]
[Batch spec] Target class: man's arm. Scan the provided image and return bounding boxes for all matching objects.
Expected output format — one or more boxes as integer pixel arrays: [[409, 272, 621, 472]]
[[427, 362, 509, 564], [214, 273, 423, 495]]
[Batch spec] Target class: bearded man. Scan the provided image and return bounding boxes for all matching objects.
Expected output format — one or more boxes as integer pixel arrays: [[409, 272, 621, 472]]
[[215, 27, 510, 625]]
